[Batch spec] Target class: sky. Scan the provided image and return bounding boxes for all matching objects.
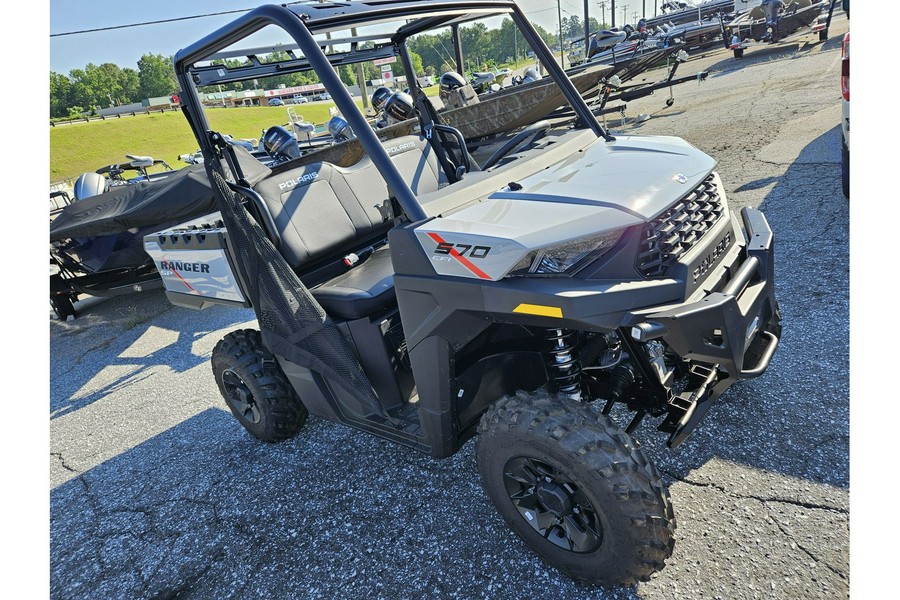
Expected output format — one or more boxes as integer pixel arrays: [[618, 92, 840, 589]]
[[48, 0, 659, 74]]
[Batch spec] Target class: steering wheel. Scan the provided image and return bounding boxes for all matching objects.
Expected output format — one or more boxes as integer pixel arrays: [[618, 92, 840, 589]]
[[481, 121, 552, 170]]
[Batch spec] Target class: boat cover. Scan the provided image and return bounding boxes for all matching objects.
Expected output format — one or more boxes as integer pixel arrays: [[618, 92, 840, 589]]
[[50, 164, 217, 242], [50, 146, 272, 242]]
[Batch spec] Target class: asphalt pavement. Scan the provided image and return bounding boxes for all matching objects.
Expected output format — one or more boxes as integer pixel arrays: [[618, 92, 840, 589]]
[[49, 14, 851, 600]]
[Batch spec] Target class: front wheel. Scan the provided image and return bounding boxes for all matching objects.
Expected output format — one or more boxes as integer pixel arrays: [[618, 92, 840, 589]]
[[212, 329, 308, 442], [476, 391, 675, 586]]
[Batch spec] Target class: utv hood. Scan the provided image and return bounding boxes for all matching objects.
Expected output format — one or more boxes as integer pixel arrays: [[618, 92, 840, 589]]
[[414, 135, 718, 280], [488, 135, 716, 219]]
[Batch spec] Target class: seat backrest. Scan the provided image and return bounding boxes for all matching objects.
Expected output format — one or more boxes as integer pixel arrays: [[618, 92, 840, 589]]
[[444, 84, 480, 109], [380, 135, 448, 198], [252, 135, 448, 272]]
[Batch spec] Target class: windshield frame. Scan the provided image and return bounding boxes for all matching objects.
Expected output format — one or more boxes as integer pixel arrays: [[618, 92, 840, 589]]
[[173, 1, 611, 221]]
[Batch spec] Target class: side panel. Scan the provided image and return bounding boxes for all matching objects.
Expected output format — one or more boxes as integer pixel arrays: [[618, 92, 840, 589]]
[[144, 225, 249, 307]]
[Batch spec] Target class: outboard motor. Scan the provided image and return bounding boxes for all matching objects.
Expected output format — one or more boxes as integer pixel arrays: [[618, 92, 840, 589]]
[[327, 115, 354, 143], [261, 125, 301, 164], [371, 86, 393, 128], [522, 67, 542, 84], [383, 91, 416, 124], [762, 0, 785, 41], [73, 172, 108, 201], [371, 86, 392, 113]]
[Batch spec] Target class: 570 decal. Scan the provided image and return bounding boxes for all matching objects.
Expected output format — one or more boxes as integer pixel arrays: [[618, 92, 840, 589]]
[[433, 242, 492, 258], [424, 231, 493, 279]]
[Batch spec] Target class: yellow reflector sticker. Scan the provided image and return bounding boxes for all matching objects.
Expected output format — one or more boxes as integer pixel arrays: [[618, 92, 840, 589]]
[[512, 303, 563, 318]]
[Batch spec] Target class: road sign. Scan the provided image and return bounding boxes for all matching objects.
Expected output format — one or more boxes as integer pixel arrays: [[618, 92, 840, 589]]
[[380, 63, 392, 72], [383, 70, 393, 81]]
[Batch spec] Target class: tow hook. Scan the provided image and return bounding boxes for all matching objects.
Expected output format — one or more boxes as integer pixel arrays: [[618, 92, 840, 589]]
[[659, 364, 720, 448]]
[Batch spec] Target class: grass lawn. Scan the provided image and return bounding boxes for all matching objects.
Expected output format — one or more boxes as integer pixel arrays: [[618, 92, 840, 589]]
[[49, 102, 361, 184]]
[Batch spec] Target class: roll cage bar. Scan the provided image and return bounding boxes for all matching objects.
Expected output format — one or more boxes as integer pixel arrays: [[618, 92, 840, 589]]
[[173, 0, 611, 223]]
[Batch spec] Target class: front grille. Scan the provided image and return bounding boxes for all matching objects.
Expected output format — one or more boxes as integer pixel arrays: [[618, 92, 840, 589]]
[[637, 174, 724, 278]]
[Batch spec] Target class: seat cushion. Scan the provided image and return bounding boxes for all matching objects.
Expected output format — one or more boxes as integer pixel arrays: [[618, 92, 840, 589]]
[[310, 246, 395, 320]]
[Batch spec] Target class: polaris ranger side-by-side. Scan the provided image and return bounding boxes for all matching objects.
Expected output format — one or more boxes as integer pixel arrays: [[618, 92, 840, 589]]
[[146, 0, 780, 586]]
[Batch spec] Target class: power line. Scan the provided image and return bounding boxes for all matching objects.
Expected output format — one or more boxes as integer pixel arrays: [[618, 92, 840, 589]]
[[524, 6, 558, 15], [50, 2, 312, 38], [49, 8, 257, 37], [52, 1, 580, 37]]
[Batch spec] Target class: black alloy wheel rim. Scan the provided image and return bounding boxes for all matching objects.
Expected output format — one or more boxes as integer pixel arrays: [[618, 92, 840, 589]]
[[221, 370, 261, 424], [502, 456, 603, 553]]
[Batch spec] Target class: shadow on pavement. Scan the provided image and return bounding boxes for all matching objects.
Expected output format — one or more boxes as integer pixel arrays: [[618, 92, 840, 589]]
[[50, 289, 256, 419], [50, 408, 638, 599], [703, 26, 844, 79], [634, 126, 849, 490]]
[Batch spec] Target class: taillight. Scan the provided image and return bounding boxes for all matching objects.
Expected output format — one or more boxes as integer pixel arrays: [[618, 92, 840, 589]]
[[841, 33, 850, 101]]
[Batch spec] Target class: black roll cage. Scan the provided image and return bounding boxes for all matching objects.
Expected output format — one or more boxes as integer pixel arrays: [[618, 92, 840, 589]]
[[173, 0, 610, 223]]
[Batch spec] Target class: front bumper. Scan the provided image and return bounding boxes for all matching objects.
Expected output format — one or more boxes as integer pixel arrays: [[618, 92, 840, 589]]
[[635, 207, 780, 379]]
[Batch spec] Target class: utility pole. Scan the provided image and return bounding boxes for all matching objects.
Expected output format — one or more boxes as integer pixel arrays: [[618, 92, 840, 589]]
[[611, 0, 616, 27], [642, 0, 646, 18], [557, 0, 565, 68], [598, 1, 608, 27], [621, 4, 628, 26], [352, 27, 369, 113], [584, 0, 591, 56], [513, 27, 518, 68]]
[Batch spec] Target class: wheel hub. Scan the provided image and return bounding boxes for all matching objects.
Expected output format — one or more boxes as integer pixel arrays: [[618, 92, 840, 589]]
[[502, 456, 603, 553], [221, 369, 261, 424], [536, 480, 573, 517]]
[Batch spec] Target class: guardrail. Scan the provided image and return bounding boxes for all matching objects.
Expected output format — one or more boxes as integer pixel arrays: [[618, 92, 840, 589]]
[[50, 105, 180, 127]]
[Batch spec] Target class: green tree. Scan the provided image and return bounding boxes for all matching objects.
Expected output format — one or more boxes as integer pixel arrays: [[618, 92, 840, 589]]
[[68, 63, 130, 110], [391, 50, 424, 78], [118, 68, 140, 104], [408, 30, 456, 76], [137, 53, 178, 99], [49, 72, 72, 118]]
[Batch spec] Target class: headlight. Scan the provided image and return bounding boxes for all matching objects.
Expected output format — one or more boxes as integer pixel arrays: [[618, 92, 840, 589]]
[[506, 229, 626, 276]]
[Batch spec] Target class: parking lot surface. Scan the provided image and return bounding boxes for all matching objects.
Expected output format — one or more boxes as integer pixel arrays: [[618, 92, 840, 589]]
[[50, 15, 850, 599]]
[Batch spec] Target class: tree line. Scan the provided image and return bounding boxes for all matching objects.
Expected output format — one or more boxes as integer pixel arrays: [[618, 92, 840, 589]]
[[50, 16, 607, 119], [50, 53, 181, 119], [406, 16, 606, 76]]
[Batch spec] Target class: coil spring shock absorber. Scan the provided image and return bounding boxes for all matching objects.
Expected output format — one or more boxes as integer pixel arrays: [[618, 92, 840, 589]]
[[544, 328, 582, 400]]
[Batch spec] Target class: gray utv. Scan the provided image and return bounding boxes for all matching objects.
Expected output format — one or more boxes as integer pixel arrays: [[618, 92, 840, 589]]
[[147, 0, 781, 587]]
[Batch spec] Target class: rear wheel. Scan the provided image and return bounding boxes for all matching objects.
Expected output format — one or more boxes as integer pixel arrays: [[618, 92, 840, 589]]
[[476, 391, 675, 586], [212, 329, 308, 442]]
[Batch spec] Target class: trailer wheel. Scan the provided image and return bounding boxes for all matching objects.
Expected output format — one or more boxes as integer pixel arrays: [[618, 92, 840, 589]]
[[50, 294, 76, 320], [50, 274, 76, 320], [212, 329, 308, 442], [476, 391, 675, 586]]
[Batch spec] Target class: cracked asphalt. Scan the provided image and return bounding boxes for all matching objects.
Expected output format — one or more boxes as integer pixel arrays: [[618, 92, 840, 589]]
[[49, 14, 851, 600]]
